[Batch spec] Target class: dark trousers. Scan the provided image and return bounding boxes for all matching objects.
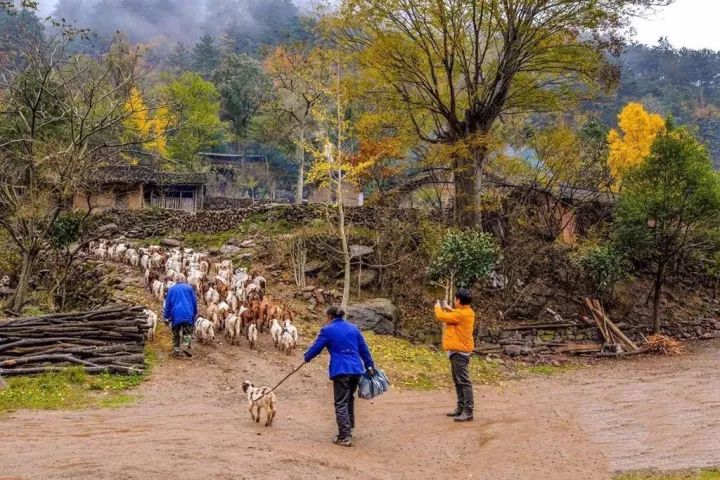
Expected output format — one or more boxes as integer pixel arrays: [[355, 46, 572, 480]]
[[450, 353, 474, 413], [333, 374, 360, 439], [171, 324, 192, 350]]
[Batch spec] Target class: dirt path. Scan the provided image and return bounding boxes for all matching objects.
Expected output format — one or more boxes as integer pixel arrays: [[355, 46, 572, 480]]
[[2, 333, 719, 480]]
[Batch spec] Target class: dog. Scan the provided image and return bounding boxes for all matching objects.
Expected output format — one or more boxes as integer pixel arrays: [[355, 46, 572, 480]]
[[242, 380, 277, 427]]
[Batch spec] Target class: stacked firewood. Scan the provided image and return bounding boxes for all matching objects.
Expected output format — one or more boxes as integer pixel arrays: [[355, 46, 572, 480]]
[[0, 306, 149, 376]]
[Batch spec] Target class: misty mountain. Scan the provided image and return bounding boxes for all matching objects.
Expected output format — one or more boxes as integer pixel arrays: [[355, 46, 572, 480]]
[[51, 0, 306, 52]]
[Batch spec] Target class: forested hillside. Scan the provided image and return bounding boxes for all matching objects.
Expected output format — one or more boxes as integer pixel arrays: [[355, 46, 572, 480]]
[[600, 40, 720, 165]]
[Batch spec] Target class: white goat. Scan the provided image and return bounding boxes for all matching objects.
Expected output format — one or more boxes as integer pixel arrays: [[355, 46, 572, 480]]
[[195, 317, 215, 344], [225, 314, 240, 345], [247, 322, 258, 349], [143, 309, 158, 340], [270, 319, 282, 348], [280, 319, 298, 355], [151, 280, 164, 300], [205, 287, 220, 305]]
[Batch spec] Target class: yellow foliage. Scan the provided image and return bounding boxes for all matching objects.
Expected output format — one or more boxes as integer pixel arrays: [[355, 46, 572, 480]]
[[607, 102, 665, 181], [123, 87, 170, 157]]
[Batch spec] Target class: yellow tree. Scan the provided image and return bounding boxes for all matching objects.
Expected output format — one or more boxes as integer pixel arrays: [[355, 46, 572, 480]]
[[306, 52, 366, 309], [607, 102, 666, 181], [123, 87, 170, 161], [326, 0, 669, 227]]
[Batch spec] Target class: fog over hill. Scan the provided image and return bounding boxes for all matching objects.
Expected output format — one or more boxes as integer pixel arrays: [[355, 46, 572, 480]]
[[43, 0, 311, 45]]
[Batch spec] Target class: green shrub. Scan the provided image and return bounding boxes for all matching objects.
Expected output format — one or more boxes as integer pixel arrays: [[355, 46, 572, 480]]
[[576, 244, 630, 294], [429, 230, 500, 289]]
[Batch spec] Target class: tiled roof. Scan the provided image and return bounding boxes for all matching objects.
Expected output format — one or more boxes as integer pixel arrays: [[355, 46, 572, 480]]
[[92, 165, 206, 186]]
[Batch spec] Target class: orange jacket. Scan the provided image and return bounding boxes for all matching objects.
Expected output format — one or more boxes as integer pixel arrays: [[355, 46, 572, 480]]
[[434, 304, 475, 353]]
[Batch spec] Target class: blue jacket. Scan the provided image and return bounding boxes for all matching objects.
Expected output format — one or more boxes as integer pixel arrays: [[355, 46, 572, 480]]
[[163, 283, 197, 327], [304, 318, 375, 379]]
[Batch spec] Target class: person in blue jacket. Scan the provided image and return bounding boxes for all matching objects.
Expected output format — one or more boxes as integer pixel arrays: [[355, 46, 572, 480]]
[[304, 305, 375, 447], [163, 280, 198, 357]]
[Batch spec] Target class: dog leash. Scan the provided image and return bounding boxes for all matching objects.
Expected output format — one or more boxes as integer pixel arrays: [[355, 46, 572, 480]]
[[255, 361, 306, 400]]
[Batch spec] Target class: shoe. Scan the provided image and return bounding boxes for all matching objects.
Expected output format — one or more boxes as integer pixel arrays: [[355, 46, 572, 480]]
[[170, 349, 181, 358], [446, 408, 462, 417], [333, 436, 353, 447], [454, 412, 473, 422]]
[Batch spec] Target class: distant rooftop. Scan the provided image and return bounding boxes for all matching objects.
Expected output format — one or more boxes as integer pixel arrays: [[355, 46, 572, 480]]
[[199, 152, 267, 166], [92, 165, 206, 186]]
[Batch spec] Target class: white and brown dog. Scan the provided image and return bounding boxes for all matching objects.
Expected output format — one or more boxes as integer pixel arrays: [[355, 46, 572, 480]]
[[242, 380, 277, 427]]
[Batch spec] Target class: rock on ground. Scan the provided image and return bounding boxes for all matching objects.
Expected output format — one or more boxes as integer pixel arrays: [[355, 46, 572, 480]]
[[346, 298, 399, 335], [160, 238, 183, 248]]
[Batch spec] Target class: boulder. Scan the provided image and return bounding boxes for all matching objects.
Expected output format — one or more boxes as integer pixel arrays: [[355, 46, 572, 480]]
[[220, 244, 242, 255], [95, 223, 119, 236], [357, 268, 377, 287], [161, 238, 183, 248], [304, 261, 327, 276], [346, 298, 399, 335], [349, 244, 374, 258], [503, 345, 533, 357]]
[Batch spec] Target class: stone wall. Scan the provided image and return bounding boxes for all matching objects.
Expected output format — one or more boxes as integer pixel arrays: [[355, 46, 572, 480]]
[[95, 203, 420, 238], [204, 197, 281, 210], [476, 317, 720, 356]]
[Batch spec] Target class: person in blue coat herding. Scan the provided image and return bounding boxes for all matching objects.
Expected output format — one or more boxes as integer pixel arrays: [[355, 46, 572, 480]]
[[163, 280, 198, 357], [304, 305, 375, 447]]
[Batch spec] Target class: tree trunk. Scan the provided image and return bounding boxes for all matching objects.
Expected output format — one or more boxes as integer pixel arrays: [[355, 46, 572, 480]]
[[9, 247, 38, 313], [453, 144, 486, 228], [652, 262, 666, 333], [454, 153, 477, 227], [296, 127, 305, 204], [337, 177, 351, 310]]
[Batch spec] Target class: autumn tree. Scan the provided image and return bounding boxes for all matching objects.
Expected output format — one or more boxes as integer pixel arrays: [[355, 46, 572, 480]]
[[350, 109, 416, 201], [328, 0, 670, 227], [264, 44, 334, 203], [306, 54, 364, 309], [123, 86, 170, 159], [608, 102, 666, 182], [615, 126, 720, 333]]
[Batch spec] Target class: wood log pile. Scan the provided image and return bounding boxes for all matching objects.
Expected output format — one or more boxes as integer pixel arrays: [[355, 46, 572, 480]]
[[0, 306, 149, 376]]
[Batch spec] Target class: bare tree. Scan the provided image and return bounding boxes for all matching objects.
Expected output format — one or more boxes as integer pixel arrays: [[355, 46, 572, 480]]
[[0, 31, 154, 313]]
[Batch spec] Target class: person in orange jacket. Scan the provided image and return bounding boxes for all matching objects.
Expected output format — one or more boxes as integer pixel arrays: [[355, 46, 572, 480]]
[[434, 288, 475, 422]]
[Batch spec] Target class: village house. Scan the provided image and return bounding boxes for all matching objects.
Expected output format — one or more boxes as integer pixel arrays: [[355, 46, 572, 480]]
[[73, 165, 207, 213]]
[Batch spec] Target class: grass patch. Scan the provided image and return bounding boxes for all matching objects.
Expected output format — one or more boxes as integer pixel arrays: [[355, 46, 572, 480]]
[[0, 358, 154, 413], [364, 332, 502, 390], [616, 469, 720, 480], [144, 211, 296, 251]]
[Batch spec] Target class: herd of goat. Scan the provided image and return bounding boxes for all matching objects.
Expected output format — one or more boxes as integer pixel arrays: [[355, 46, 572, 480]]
[[89, 240, 299, 355]]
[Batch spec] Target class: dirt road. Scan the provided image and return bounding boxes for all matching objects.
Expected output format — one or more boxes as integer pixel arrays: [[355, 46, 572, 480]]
[[1, 337, 719, 480]]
